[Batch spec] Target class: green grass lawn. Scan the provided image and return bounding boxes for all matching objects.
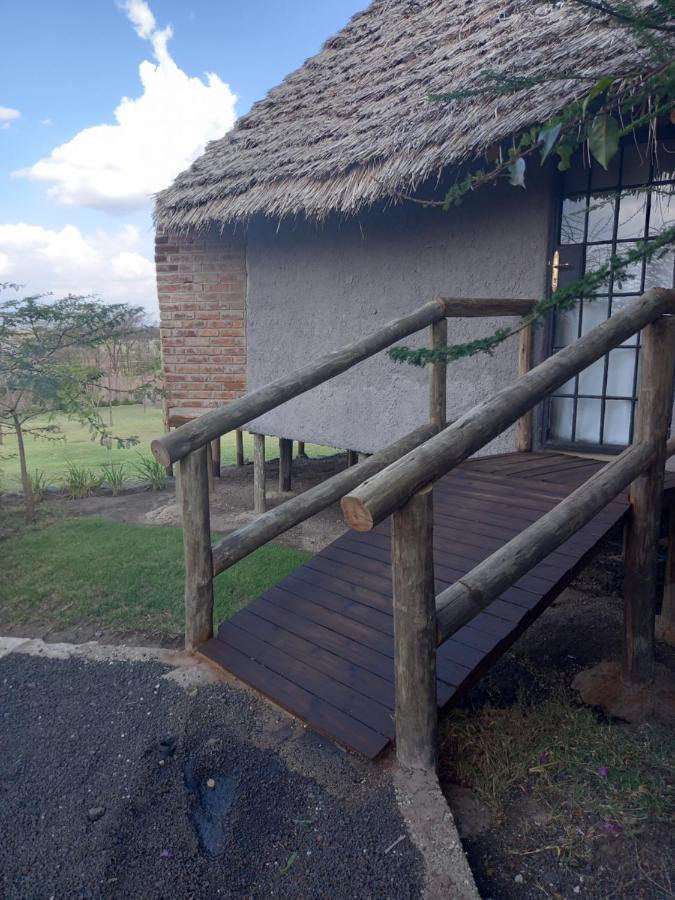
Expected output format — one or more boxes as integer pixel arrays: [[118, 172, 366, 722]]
[[0, 404, 336, 490], [0, 515, 311, 635]]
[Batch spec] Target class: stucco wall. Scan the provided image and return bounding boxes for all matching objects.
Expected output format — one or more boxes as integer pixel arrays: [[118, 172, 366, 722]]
[[245, 171, 554, 453]]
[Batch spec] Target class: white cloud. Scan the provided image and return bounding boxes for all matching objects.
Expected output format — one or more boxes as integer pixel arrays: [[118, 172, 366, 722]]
[[40, 118, 53, 127], [14, 1, 236, 213], [0, 106, 21, 130], [0, 222, 158, 317]]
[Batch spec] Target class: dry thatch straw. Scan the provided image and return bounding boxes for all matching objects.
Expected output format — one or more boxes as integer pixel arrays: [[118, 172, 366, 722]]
[[155, 0, 654, 230]]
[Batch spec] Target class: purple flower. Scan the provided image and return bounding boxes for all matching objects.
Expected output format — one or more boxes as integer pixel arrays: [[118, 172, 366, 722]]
[[597, 766, 608, 779], [538, 752, 550, 765], [602, 821, 622, 834], [160, 849, 174, 860]]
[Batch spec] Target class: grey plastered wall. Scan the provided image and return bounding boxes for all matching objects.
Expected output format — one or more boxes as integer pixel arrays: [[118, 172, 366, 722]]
[[245, 170, 555, 454]]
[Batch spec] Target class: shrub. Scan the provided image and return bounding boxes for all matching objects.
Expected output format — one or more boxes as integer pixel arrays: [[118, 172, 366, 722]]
[[101, 461, 126, 496], [134, 454, 167, 491], [63, 463, 103, 499], [28, 469, 48, 499]]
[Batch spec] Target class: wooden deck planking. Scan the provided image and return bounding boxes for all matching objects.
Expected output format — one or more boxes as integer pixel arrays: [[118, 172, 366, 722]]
[[200, 452, 666, 758]]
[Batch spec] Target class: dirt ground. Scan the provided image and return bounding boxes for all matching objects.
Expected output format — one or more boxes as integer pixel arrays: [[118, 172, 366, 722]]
[[439, 539, 675, 900]]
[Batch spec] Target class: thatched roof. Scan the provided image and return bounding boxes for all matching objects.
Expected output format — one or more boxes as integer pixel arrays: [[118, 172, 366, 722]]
[[155, 0, 651, 229]]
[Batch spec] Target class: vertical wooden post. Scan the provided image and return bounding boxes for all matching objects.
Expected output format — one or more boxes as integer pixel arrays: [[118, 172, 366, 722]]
[[346, 450, 358, 467], [297, 441, 307, 459], [391, 485, 437, 770], [657, 505, 675, 640], [623, 316, 675, 682], [235, 429, 245, 467], [210, 437, 221, 478], [253, 433, 266, 513], [179, 445, 213, 652], [162, 398, 173, 477], [428, 318, 447, 429], [279, 437, 292, 492], [516, 323, 534, 452]]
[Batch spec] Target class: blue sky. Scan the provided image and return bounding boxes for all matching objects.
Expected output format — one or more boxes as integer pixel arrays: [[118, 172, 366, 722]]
[[1, 0, 366, 317]]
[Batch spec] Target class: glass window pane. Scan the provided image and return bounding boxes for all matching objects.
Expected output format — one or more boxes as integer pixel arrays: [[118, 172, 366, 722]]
[[611, 296, 641, 345], [578, 357, 605, 394], [603, 400, 632, 446], [654, 139, 675, 182], [606, 348, 636, 397], [645, 247, 675, 290], [649, 185, 675, 235], [561, 195, 587, 243], [580, 297, 609, 335], [591, 154, 620, 190], [549, 397, 574, 442], [585, 243, 612, 283], [553, 307, 579, 345], [576, 399, 601, 443], [617, 191, 648, 239], [623, 143, 651, 186], [587, 193, 616, 242], [612, 243, 643, 293]]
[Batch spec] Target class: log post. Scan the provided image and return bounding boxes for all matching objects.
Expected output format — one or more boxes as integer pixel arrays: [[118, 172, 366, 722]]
[[429, 317, 447, 428], [346, 450, 358, 467], [391, 485, 437, 771], [279, 437, 292, 492], [162, 398, 173, 477], [235, 429, 245, 467], [623, 316, 675, 682], [253, 433, 266, 513], [211, 437, 221, 478], [179, 445, 213, 652], [516, 323, 534, 452], [657, 505, 675, 643], [297, 441, 307, 458]]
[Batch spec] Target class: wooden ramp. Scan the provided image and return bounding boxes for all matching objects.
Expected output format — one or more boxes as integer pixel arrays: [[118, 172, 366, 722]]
[[200, 452, 672, 758]]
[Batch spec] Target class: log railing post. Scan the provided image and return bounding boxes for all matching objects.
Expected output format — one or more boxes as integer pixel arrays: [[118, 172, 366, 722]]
[[623, 316, 675, 682], [428, 318, 447, 429], [657, 505, 675, 643], [391, 485, 437, 771], [253, 433, 266, 513], [279, 438, 292, 492], [516, 323, 534, 452], [297, 441, 307, 459], [211, 437, 221, 478], [235, 429, 245, 466], [180, 445, 213, 652]]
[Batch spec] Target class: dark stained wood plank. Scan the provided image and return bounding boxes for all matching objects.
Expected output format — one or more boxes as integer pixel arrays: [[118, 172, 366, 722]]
[[200, 637, 390, 758], [201, 451, 638, 758]]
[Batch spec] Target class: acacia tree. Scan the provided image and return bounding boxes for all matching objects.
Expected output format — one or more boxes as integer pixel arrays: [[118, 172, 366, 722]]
[[390, 0, 675, 368], [0, 288, 146, 518]]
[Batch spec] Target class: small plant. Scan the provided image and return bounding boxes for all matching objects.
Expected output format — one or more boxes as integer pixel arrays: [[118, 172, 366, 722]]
[[101, 461, 126, 496], [134, 454, 167, 491], [63, 462, 103, 499], [28, 469, 48, 499]]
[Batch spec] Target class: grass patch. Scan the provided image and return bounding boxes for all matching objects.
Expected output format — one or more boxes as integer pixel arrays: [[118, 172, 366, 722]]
[[441, 677, 675, 857], [0, 516, 311, 635], [0, 404, 337, 491]]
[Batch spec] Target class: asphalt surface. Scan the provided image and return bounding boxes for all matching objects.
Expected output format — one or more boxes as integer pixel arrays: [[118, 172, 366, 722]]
[[0, 653, 423, 899]]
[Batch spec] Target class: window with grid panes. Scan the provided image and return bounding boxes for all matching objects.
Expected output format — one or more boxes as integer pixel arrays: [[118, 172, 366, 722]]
[[546, 136, 675, 449]]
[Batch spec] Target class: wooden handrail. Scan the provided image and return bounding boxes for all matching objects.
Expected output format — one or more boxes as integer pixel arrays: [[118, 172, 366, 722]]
[[151, 298, 446, 466], [435, 439, 670, 643], [151, 296, 537, 466], [341, 288, 675, 532], [211, 424, 437, 575]]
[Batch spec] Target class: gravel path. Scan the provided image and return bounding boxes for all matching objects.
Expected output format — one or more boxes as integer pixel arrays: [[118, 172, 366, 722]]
[[0, 653, 423, 899]]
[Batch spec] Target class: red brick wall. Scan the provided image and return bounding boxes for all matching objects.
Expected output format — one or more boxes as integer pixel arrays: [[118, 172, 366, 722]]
[[155, 229, 246, 412]]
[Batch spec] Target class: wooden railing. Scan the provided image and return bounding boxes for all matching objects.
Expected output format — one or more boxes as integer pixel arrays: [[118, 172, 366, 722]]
[[339, 287, 675, 771], [150, 296, 535, 650]]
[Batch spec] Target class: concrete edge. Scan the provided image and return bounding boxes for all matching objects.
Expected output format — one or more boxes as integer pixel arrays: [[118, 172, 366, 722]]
[[394, 766, 480, 900], [0, 636, 222, 689]]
